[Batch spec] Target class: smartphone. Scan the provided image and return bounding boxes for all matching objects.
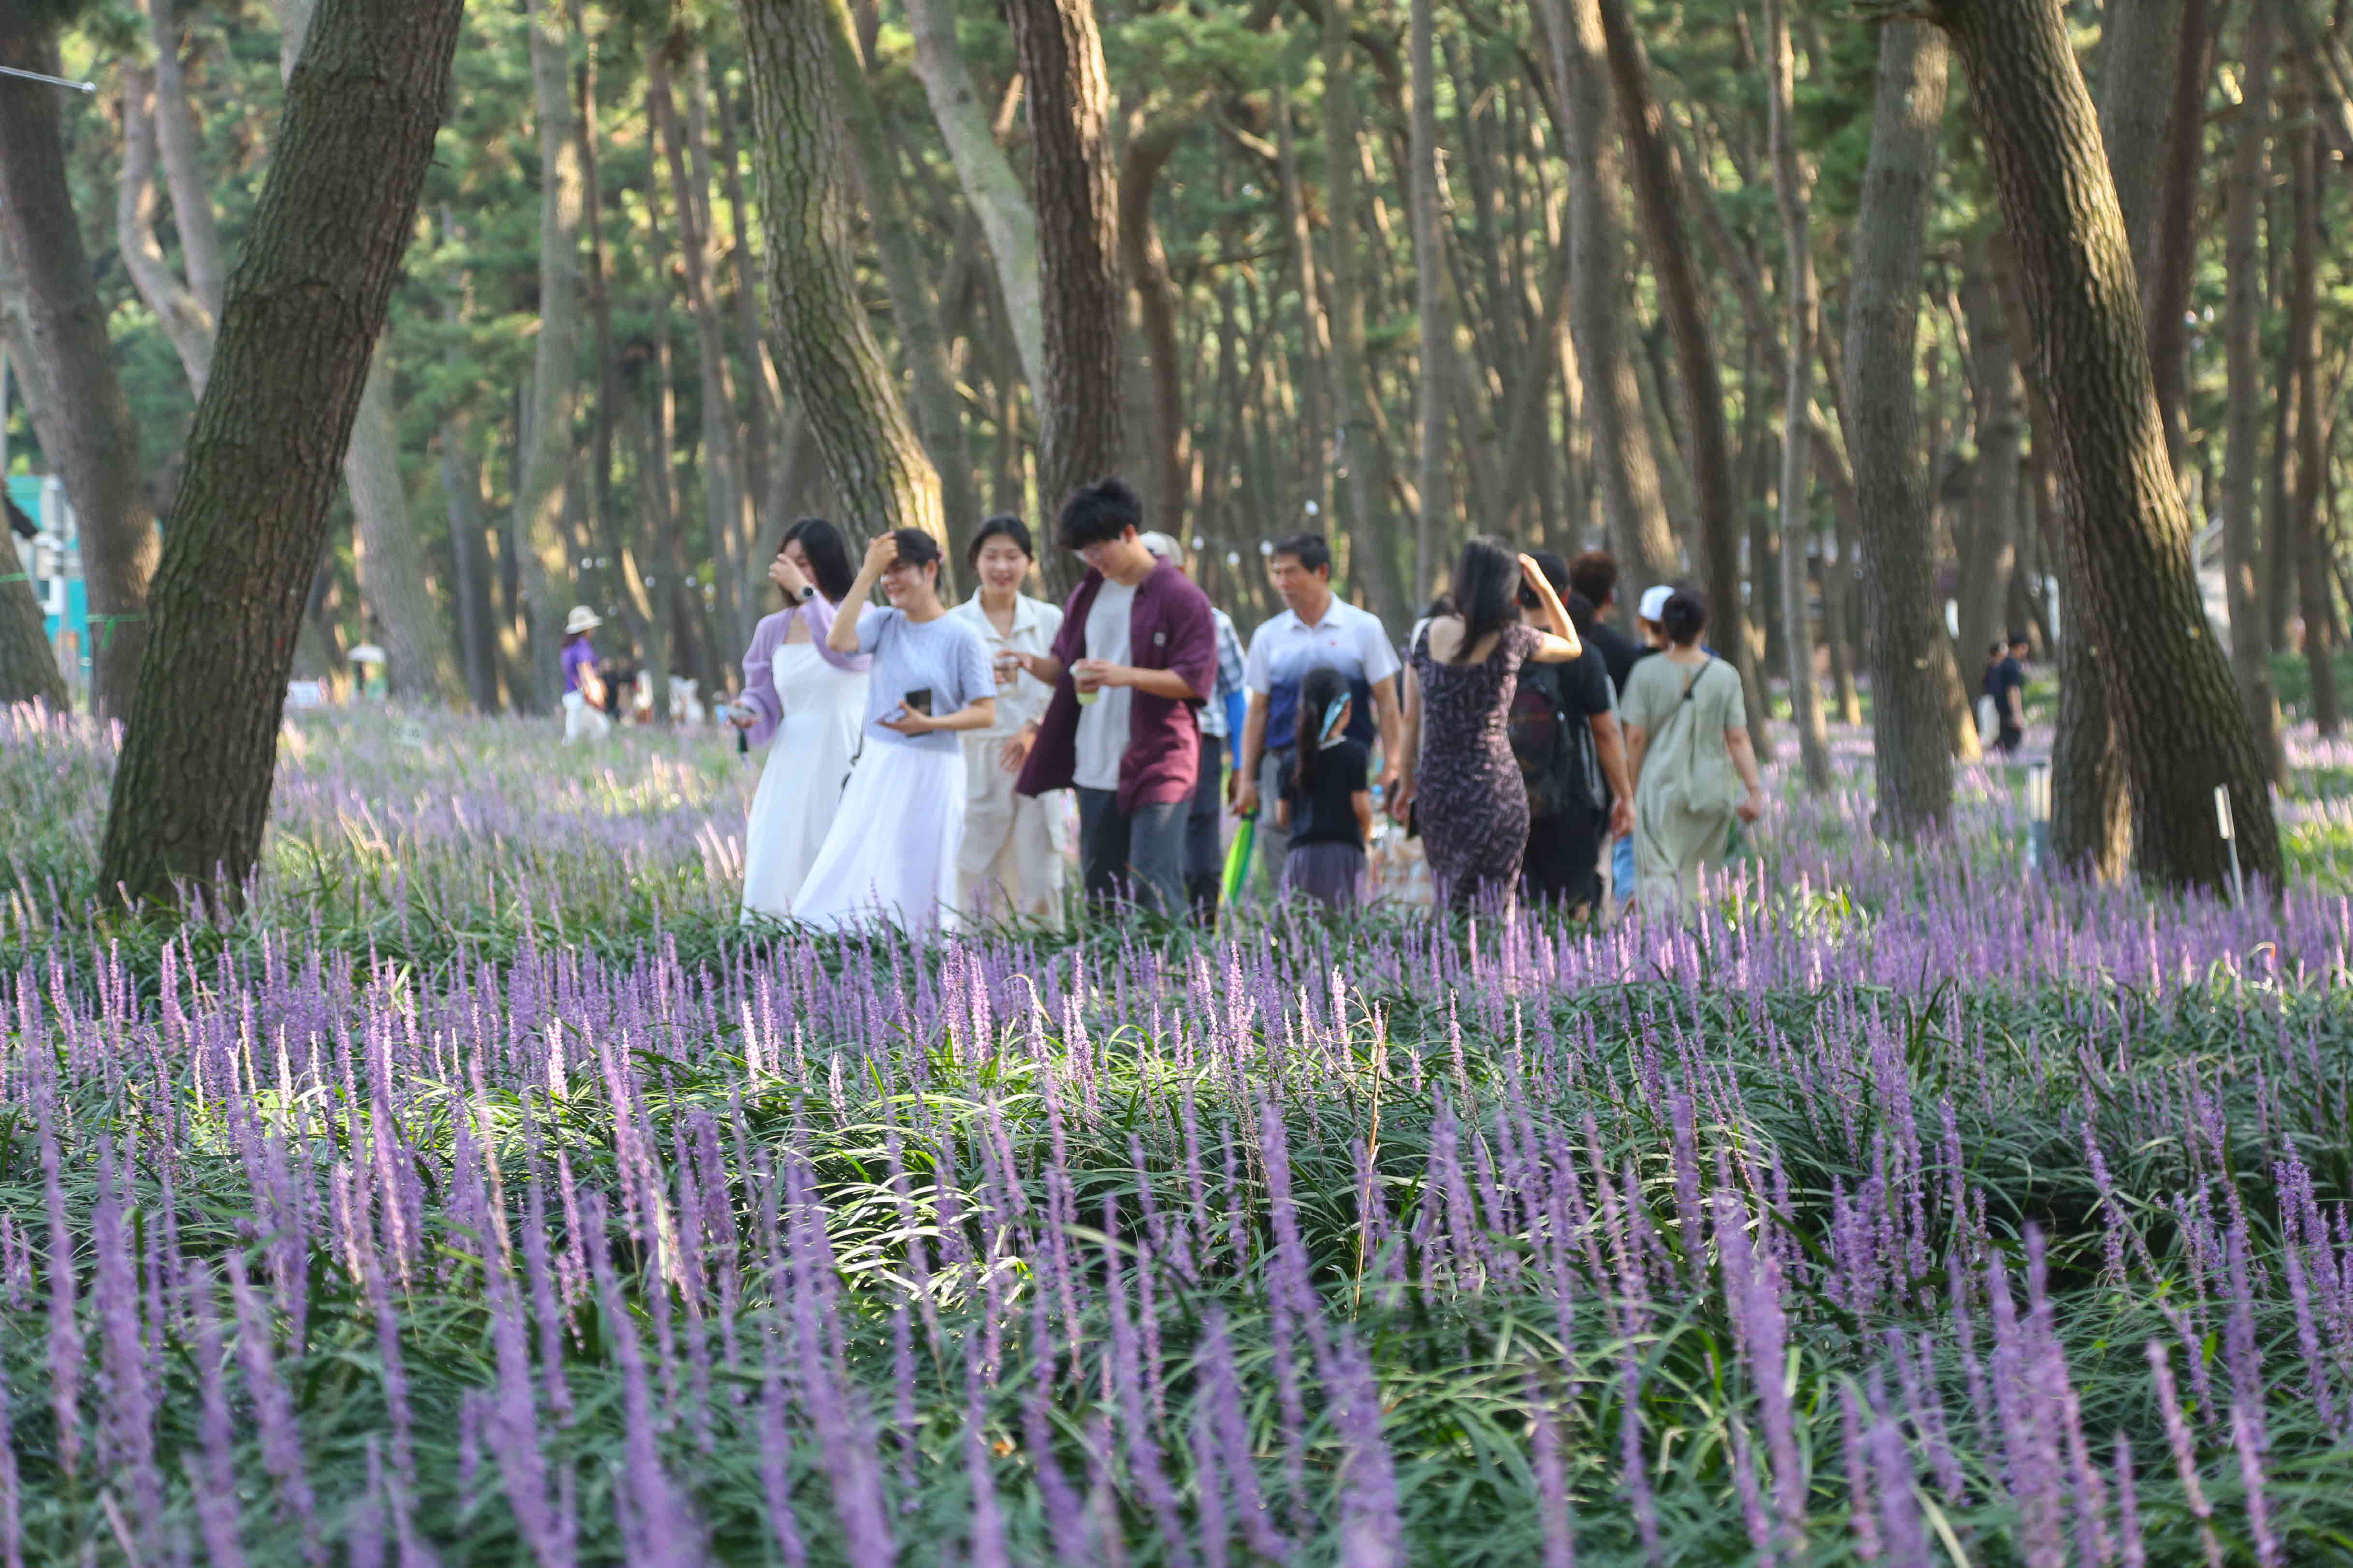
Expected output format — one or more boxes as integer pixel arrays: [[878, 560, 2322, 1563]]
[[903, 688, 934, 717]]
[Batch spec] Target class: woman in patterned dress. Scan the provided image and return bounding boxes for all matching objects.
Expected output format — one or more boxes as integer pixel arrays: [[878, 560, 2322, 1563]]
[[1393, 536, 1585, 914]]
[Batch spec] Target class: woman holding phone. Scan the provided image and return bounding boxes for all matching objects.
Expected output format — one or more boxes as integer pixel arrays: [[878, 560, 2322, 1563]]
[[732, 518, 869, 922], [795, 530, 997, 933]]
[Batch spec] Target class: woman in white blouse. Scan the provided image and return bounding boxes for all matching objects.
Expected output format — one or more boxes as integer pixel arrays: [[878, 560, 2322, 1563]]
[[948, 515, 1069, 925]]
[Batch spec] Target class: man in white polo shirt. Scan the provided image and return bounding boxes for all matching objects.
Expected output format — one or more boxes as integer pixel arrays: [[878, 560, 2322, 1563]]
[[1231, 532, 1404, 893]]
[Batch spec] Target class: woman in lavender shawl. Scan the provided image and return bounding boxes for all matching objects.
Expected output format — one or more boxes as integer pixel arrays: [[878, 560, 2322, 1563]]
[[730, 518, 871, 921]]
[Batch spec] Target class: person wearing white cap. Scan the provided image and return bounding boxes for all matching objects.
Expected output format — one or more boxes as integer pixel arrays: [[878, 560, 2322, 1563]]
[[560, 605, 611, 744]]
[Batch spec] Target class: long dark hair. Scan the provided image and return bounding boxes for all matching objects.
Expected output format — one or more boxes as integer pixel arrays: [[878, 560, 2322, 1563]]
[[1446, 536, 1519, 663], [780, 517, 857, 605], [1294, 664, 1350, 798]]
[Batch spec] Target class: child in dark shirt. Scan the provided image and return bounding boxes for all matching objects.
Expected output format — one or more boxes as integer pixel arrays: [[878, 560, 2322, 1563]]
[[1276, 666, 1373, 911]]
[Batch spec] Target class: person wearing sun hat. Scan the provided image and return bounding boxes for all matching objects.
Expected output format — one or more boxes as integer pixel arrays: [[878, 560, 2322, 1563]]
[[560, 605, 611, 744]]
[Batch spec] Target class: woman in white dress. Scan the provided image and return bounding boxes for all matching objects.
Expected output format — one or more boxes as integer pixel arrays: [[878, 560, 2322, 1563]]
[[948, 515, 1068, 926], [730, 518, 871, 922], [795, 531, 997, 935]]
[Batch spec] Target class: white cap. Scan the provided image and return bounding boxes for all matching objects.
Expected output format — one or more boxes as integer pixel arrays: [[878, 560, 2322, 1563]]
[[1138, 531, 1181, 561], [1638, 585, 1675, 624], [564, 605, 604, 635]]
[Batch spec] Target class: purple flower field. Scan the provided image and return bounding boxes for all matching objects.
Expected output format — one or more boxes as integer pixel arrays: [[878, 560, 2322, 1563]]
[[4, 705, 2353, 1564]]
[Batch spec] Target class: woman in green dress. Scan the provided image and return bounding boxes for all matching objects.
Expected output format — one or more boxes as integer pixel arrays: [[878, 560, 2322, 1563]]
[[1619, 590, 1765, 912]]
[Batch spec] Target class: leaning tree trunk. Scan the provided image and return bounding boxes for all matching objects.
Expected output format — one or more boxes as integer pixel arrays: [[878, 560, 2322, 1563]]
[[2223, 0, 2284, 781], [1843, 21, 1955, 841], [96, 0, 465, 908], [1921, 0, 2282, 896], [739, 0, 943, 542], [2287, 120, 2339, 739], [1592, 0, 1761, 739], [1764, 0, 1832, 794], [1538, 0, 1679, 613], [1409, 0, 1451, 606], [513, 0, 586, 712], [1004, 0, 1123, 516], [0, 3, 159, 720]]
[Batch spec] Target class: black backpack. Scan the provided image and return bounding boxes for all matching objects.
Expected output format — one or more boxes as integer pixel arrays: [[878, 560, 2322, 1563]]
[[1508, 662, 1601, 821]]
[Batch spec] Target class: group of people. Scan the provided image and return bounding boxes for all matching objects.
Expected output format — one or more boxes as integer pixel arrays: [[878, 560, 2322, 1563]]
[[699, 473, 1767, 934]]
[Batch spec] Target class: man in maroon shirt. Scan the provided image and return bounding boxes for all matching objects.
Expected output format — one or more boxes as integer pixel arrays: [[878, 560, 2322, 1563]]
[[1012, 479, 1217, 918]]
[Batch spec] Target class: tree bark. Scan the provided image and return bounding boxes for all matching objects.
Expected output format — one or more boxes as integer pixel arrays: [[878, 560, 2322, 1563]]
[[1954, 238, 2021, 670], [0, 321, 67, 705], [345, 344, 459, 702], [2287, 119, 2339, 738], [1536, 0, 1678, 612], [1120, 97, 1205, 544], [905, 0, 1047, 402], [97, 0, 464, 907], [2094, 0, 2185, 276], [438, 415, 501, 713], [1004, 0, 1124, 516], [2142, 0, 2214, 460], [739, 0, 944, 542], [1764, 0, 1831, 792], [1843, 22, 1956, 840], [651, 42, 752, 644], [2224, 0, 2285, 780], [1926, 0, 2282, 896], [715, 76, 789, 633], [1409, 0, 1451, 606], [115, 67, 216, 395], [0, 4, 159, 720], [513, 0, 585, 712], [1592, 0, 1757, 730]]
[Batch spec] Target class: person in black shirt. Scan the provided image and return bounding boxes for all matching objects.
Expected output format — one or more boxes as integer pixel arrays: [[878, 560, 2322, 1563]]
[[1985, 636, 2029, 754], [1521, 552, 1637, 914], [1276, 665, 1372, 911], [1568, 550, 1646, 694]]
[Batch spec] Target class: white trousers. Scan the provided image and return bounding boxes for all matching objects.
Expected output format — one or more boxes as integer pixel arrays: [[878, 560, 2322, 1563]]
[[562, 690, 611, 744], [958, 744, 1066, 927]]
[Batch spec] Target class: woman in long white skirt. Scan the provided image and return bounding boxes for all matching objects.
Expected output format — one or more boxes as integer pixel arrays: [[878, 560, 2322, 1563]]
[[732, 519, 871, 921], [796, 530, 998, 935], [949, 515, 1069, 926]]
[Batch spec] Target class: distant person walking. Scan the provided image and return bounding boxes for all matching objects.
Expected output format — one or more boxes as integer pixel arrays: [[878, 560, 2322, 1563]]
[[1277, 664, 1373, 912], [1232, 532, 1404, 893], [561, 606, 611, 744], [949, 515, 1068, 926], [1610, 582, 1677, 908], [1984, 636, 2029, 755], [1140, 530, 1247, 925], [1620, 590, 1766, 912], [795, 531, 997, 934], [732, 518, 870, 922], [1012, 480, 1218, 920], [1514, 550, 1635, 914], [1394, 538, 1585, 914]]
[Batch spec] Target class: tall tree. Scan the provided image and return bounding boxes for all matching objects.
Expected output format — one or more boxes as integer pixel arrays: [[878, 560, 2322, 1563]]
[[1919, 0, 2282, 894], [1005, 0, 1123, 515], [0, 216, 69, 709], [97, 0, 466, 907], [1408, 0, 1451, 604], [904, 0, 1046, 400], [1591, 0, 1761, 739], [1536, 0, 1678, 612], [1842, 21, 1955, 840], [1953, 238, 2021, 671], [2286, 118, 2338, 738], [1763, 0, 1831, 793], [739, 0, 943, 540], [0, 1, 159, 719], [513, 0, 586, 710], [2223, 0, 2284, 779]]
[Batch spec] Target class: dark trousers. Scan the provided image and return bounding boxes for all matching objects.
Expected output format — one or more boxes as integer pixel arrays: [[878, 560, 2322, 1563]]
[[1076, 787, 1189, 919], [1524, 808, 1606, 913], [1184, 733, 1227, 925]]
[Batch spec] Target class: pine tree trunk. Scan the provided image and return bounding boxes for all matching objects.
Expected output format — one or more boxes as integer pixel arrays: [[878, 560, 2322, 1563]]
[[1537, 0, 1679, 611], [1954, 239, 2021, 669], [2223, 0, 2285, 780], [1004, 0, 1123, 516], [2287, 119, 2339, 738], [1592, 0, 1758, 731], [1272, 81, 1335, 536], [739, 0, 944, 542], [1120, 100, 1204, 546], [438, 415, 502, 713], [1843, 21, 1955, 840], [512, 0, 585, 712], [147, 0, 227, 321], [1926, 0, 2282, 894], [96, 0, 465, 907], [346, 343, 460, 702], [2142, 0, 2212, 460], [905, 0, 1047, 402], [715, 77, 788, 633], [1764, 0, 1831, 792], [115, 67, 216, 394], [1409, 0, 1451, 606], [0, 4, 159, 721]]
